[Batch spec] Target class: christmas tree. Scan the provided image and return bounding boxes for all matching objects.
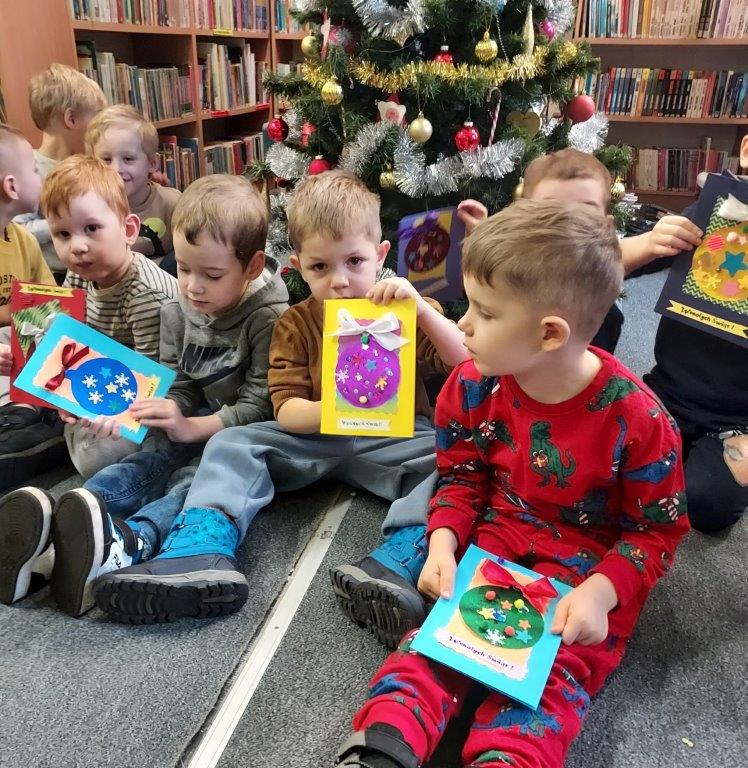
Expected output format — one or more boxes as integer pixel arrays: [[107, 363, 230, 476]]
[[255, 0, 632, 304]]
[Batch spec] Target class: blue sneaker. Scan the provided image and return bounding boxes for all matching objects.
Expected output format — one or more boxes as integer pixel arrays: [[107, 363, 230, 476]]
[[330, 525, 427, 649], [93, 507, 248, 624]]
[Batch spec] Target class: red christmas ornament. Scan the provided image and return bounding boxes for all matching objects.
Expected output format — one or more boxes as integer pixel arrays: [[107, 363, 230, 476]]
[[563, 94, 596, 124], [300, 121, 317, 148], [433, 45, 453, 64], [454, 121, 480, 152], [308, 155, 332, 175], [267, 115, 289, 142]]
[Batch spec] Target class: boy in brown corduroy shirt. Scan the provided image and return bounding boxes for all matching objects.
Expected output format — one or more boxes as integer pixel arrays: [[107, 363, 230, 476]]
[[170, 170, 466, 637]]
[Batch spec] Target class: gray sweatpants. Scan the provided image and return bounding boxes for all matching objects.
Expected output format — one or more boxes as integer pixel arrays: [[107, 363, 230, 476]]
[[183, 416, 438, 540]]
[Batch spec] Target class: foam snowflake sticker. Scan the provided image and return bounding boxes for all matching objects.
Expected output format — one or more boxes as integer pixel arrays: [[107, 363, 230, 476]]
[[88, 391, 103, 405], [121, 388, 136, 403], [82, 374, 97, 389], [115, 373, 130, 387], [486, 629, 505, 646], [336, 369, 349, 383]]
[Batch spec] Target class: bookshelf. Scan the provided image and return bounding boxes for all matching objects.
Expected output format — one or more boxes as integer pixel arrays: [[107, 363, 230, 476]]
[[573, 0, 748, 211]]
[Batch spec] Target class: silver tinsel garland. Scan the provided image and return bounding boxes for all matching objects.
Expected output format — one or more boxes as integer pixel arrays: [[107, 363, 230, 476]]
[[339, 122, 398, 176], [289, 0, 324, 13], [541, 112, 609, 153], [266, 189, 294, 266], [539, 0, 575, 35], [266, 143, 311, 181], [350, 0, 427, 43], [284, 108, 303, 143]]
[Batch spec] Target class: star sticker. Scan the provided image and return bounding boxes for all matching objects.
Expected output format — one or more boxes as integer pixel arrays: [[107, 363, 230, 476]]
[[500, 600, 512, 610], [515, 629, 531, 643], [107, 399, 120, 412], [719, 251, 747, 277], [365, 359, 377, 371], [99, 367, 112, 379], [82, 374, 97, 388], [518, 619, 531, 630], [121, 388, 135, 402], [739, 274, 748, 290], [485, 629, 505, 646], [478, 607, 497, 620], [115, 372, 130, 387], [88, 390, 103, 404], [105, 382, 118, 394]]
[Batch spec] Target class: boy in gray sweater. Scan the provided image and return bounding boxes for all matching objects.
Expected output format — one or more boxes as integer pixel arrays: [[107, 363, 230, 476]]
[[0, 175, 288, 618]]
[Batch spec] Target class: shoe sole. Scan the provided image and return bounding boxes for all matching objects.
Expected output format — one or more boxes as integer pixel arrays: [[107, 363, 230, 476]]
[[330, 564, 426, 650], [0, 488, 53, 604], [0, 436, 67, 493], [51, 489, 106, 617], [94, 569, 249, 624]]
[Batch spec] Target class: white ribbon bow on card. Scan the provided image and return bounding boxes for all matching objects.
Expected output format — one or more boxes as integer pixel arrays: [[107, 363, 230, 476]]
[[331, 309, 409, 352], [717, 194, 748, 222], [18, 313, 58, 346]]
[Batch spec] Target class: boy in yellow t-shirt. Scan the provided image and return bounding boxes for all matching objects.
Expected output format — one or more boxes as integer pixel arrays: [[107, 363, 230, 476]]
[[0, 124, 65, 490]]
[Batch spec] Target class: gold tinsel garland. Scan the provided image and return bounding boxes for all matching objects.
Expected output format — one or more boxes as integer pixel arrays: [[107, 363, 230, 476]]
[[302, 46, 551, 93]]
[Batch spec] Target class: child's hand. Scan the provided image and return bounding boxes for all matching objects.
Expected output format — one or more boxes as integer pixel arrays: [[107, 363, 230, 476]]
[[0, 343, 11, 376], [149, 170, 170, 187], [457, 199, 489, 236], [646, 215, 703, 259], [550, 573, 618, 646], [366, 277, 426, 314], [80, 415, 121, 440], [129, 397, 192, 442], [57, 408, 78, 425], [417, 528, 458, 600]]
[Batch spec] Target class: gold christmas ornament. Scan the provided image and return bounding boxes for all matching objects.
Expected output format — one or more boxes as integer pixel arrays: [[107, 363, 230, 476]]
[[513, 179, 524, 200], [409, 111, 433, 143], [475, 30, 498, 63], [522, 3, 535, 56], [321, 75, 344, 106], [301, 33, 319, 58], [506, 109, 540, 137], [611, 177, 626, 203], [379, 165, 397, 189]]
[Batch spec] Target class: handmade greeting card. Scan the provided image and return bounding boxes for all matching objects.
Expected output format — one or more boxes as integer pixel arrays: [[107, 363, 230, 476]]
[[397, 207, 466, 302], [320, 298, 417, 438], [9, 281, 87, 408], [655, 172, 748, 348], [411, 545, 572, 710], [14, 315, 175, 444]]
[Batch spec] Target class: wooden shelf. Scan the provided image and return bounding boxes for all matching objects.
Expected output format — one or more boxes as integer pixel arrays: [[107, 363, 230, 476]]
[[274, 31, 306, 40], [153, 114, 197, 129], [633, 189, 698, 197], [200, 103, 270, 120], [194, 28, 270, 39], [577, 37, 748, 46], [606, 116, 748, 125], [72, 20, 193, 35]]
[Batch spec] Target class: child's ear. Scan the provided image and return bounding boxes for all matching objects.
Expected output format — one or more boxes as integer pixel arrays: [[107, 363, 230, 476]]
[[740, 133, 748, 171], [289, 252, 302, 271], [1, 173, 18, 201], [243, 250, 266, 281], [377, 240, 391, 266], [124, 213, 140, 244], [148, 155, 159, 173], [62, 108, 76, 130], [539, 315, 571, 351]]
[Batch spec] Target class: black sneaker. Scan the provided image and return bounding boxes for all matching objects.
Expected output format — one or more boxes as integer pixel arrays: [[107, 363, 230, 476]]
[[51, 489, 140, 617], [330, 557, 427, 649], [0, 487, 55, 604], [336, 725, 419, 768], [93, 554, 249, 624], [0, 405, 67, 492]]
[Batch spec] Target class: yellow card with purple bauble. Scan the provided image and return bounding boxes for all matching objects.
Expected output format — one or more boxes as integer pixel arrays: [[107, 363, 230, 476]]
[[321, 298, 417, 438]]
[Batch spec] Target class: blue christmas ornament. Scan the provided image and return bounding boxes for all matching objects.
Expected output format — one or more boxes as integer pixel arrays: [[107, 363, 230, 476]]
[[65, 358, 137, 416]]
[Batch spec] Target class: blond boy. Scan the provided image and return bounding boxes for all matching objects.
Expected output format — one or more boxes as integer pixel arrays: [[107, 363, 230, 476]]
[[16, 64, 106, 275], [86, 105, 180, 272]]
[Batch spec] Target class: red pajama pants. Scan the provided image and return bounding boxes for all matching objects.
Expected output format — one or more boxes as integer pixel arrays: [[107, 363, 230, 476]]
[[352, 530, 648, 768]]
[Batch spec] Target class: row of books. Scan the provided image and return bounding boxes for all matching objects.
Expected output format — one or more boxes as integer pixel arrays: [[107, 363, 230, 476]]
[[158, 135, 199, 190], [274, 0, 302, 33], [578, 0, 748, 38], [77, 41, 194, 122], [70, 0, 270, 31], [196, 41, 268, 112], [204, 132, 265, 174], [627, 143, 741, 192], [580, 68, 748, 119]]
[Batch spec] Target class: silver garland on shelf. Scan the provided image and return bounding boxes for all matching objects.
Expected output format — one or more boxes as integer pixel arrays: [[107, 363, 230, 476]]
[[538, 0, 576, 35], [350, 0, 427, 43], [266, 143, 311, 181], [339, 122, 397, 176]]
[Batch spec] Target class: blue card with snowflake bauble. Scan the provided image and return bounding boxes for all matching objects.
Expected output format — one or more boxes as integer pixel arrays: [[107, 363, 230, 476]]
[[13, 314, 176, 444], [411, 545, 572, 710]]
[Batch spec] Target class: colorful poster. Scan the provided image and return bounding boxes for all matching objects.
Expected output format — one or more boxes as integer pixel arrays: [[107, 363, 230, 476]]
[[320, 298, 417, 438], [10, 281, 87, 408], [14, 315, 175, 444], [655, 172, 748, 347], [411, 545, 572, 710], [397, 207, 465, 301]]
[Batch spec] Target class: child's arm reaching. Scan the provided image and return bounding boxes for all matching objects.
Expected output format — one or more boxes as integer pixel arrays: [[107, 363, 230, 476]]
[[620, 215, 702, 274], [367, 277, 466, 367]]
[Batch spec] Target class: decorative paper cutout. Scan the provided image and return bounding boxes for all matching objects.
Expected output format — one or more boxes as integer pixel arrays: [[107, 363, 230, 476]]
[[13, 315, 175, 444], [321, 298, 417, 437], [411, 545, 571, 710]]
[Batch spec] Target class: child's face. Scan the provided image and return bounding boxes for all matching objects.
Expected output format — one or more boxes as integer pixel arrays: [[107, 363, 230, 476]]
[[92, 127, 155, 202], [3, 140, 43, 214], [174, 230, 263, 316], [530, 177, 607, 213], [290, 231, 389, 303], [48, 190, 139, 288], [458, 274, 545, 377]]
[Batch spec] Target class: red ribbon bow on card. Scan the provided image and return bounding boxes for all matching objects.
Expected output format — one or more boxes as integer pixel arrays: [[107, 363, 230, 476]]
[[45, 343, 90, 391], [480, 559, 558, 613]]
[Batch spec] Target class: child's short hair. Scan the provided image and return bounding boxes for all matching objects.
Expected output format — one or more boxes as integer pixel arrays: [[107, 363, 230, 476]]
[[523, 148, 612, 209], [462, 199, 623, 340], [85, 104, 159, 157], [172, 174, 267, 268], [28, 64, 106, 132], [41, 154, 129, 220], [287, 170, 382, 251], [0, 124, 27, 171]]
